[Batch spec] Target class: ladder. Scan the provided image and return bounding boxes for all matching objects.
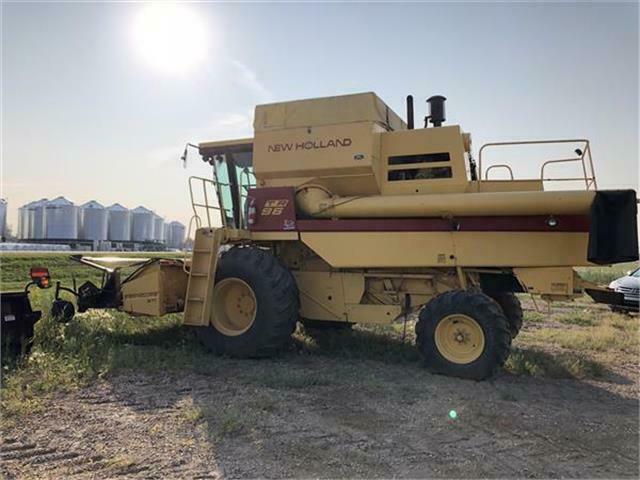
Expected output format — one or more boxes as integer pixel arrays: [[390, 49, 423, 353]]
[[183, 227, 224, 326]]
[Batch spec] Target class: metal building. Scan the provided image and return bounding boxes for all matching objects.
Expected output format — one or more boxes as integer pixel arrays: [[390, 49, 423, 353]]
[[45, 196, 79, 239], [18, 204, 29, 239], [168, 221, 185, 248], [28, 198, 48, 239], [131, 206, 155, 242], [0, 199, 6, 239], [80, 200, 108, 241], [153, 214, 165, 242], [107, 203, 131, 241], [163, 222, 170, 245]]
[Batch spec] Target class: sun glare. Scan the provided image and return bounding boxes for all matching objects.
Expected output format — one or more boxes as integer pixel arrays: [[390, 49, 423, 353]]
[[132, 3, 208, 75]]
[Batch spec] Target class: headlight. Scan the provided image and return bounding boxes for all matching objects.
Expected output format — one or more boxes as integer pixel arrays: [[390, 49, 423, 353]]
[[609, 281, 619, 289]]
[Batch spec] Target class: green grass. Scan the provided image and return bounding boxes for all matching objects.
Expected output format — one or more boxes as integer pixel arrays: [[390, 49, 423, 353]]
[[576, 261, 638, 285], [506, 347, 606, 378]]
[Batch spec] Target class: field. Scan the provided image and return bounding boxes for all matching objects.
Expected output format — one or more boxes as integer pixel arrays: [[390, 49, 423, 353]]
[[1, 254, 638, 478]]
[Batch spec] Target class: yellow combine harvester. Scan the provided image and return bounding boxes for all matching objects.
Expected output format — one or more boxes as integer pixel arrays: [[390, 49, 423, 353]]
[[55, 92, 638, 380]]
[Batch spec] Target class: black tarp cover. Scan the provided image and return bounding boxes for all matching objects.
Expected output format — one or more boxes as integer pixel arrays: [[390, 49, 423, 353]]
[[587, 190, 639, 265]]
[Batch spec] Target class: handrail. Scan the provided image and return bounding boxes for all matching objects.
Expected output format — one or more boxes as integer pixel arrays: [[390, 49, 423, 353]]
[[484, 164, 514, 180], [478, 139, 597, 190], [183, 214, 202, 273], [188, 176, 227, 229]]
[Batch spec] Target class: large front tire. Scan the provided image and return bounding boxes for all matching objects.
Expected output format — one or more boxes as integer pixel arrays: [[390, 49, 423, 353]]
[[196, 247, 299, 357], [415, 290, 511, 380]]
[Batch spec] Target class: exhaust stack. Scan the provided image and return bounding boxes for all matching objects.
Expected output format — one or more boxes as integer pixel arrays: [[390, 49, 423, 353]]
[[406, 95, 414, 130], [426, 95, 446, 127]]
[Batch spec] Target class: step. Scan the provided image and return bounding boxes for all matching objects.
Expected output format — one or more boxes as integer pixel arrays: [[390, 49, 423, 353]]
[[190, 273, 208, 277], [188, 297, 204, 302]]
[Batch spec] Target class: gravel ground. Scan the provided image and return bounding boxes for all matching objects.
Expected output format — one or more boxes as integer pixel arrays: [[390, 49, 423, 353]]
[[2, 348, 638, 479]]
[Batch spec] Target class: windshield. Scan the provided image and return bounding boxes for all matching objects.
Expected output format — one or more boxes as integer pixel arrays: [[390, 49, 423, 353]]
[[631, 268, 640, 278]]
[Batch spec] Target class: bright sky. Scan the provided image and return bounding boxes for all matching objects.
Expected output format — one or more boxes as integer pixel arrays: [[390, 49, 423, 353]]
[[2, 2, 638, 232]]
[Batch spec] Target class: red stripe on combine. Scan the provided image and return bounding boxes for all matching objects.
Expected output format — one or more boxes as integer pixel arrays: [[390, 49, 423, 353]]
[[296, 215, 590, 232]]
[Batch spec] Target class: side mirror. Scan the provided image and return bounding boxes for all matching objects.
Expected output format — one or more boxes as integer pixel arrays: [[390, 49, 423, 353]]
[[30, 267, 51, 289], [180, 146, 188, 168]]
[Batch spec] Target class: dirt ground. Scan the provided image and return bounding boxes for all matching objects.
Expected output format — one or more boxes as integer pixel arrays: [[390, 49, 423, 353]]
[[2, 321, 638, 480]]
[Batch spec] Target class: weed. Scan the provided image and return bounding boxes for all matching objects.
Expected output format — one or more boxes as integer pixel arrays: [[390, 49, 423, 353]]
[[524, 310, 546, 323], [557, 312, 595, 327], [182, 405, 203, 423], [215, 406, 246, 437], [506, 348, 606, 379]]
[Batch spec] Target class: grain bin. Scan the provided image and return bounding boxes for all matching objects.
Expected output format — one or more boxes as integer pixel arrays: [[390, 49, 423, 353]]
[[163, 222, 171, 245], [107, 203, 131, 241], [168, 221, 185, 248], [80, 200, 108, 241], [131, 206, 155, 242], [28, 198, 48, 239], [153, 214, 165, 242], [0, 199, 7, 239], [45, 196, 79, 239], [18, 203, 30, 239], [17, 205, 23, 239]]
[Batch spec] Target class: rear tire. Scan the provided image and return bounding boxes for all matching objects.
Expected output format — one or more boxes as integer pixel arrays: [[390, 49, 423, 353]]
[[415, 290, 511, 380], [488, 292, 523, 338], [196, 246, 299, 357]]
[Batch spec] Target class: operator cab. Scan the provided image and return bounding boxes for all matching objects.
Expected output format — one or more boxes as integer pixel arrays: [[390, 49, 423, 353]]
[[198, 139, 255, 229]]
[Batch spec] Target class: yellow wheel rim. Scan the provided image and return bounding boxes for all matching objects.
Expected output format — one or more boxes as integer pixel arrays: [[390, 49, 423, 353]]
[[434, 314, 485, 364], [211, 278, 257, 337]]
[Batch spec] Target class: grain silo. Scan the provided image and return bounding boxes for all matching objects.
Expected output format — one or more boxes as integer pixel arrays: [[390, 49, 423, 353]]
[[0, 199, 7, 239], [45, 196, 79, 239], [17, 205, 23, 239], [168, 221, 185, 248], [153, 214, 164, 242], [163, 222, 171, 245], [107, 203, 131, 241], [28, 198, 48, 239], [131, 206, 155, 242], [80, 200, 108, 241], [18, 203, 30, 239]]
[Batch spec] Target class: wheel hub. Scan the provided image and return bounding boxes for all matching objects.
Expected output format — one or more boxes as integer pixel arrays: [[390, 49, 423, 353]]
[[211, 278, 257, 336], [434, 314, 485, 365]]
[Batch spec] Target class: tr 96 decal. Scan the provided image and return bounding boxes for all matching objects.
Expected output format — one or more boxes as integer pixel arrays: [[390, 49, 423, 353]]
[[261, 199, 289, 216]]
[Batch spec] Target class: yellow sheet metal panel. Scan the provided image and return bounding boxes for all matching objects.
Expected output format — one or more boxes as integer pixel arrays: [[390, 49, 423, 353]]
[[254, 121, 381, 187], [302, 232, 457, 268], [452, 232, 590, 267], [254, 92, 406, 132], [301, 231, 590, 268], [293, 271, 364, 321], [380, 126, 469, 195], [250, 231, 298, 241], [513, 267, 575, 295], [121, 261, 188, 316]]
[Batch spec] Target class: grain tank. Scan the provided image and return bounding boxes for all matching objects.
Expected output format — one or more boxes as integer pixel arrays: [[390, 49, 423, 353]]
[[131, 206, 155, 242], [28, 199, 48, 240], [80, 200, 108, 241], [107, 203, 131, 241], [45, 197, 78, 239], [0, 199, 7, 239]]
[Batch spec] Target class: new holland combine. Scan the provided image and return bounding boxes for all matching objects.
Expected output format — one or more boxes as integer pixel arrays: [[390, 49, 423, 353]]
[[52, 92, 638, 380]]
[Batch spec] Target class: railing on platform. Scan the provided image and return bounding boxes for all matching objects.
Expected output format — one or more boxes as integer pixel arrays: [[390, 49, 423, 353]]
[[478, 139, 597, 190]]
